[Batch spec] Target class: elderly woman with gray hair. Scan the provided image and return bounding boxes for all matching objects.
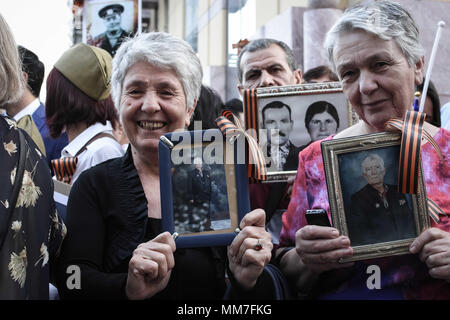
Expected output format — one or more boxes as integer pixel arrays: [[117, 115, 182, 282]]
[[277, 1, 450, 299], [56, 32, 274, 300]]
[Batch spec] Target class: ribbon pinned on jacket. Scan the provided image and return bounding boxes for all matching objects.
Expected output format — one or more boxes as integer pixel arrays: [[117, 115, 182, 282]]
[[385, 110, 444, 223], [216, 109, 267, 181], [51, 157, 78, 185]]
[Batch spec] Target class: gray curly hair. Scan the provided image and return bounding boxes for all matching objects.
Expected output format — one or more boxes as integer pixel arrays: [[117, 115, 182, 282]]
[[111, 32, 203, 116]]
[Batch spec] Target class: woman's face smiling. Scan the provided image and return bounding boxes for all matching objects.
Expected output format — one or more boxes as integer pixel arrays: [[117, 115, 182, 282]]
[[333, 30, 424, 132], [120, 61, 194, 153]]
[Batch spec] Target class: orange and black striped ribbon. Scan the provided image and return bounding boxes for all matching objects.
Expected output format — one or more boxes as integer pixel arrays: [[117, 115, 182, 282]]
[[385, 110, 445, 223], [398, 111, 425, 194], [51, 157, 78, 185], [216, 109, 267, 181], [243, 89, 263, 182], [427, 198, 446, 224]]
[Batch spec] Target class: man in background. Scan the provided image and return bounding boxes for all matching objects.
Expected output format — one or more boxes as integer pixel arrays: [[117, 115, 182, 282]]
[[237, 38, 303, 244], [302, 65, 338, 83]]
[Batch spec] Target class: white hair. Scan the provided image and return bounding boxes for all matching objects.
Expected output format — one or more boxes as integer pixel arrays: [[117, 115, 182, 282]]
[[361, 154, 385, 172], [111, 32, 203, 116], [325, 0, 424, 72]]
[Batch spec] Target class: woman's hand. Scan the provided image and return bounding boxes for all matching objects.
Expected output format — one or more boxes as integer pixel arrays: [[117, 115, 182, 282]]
[[227, 209, 273, 290], [126, 232, 176, 300], [295, 225, 354, 274], [410, 227, 450, 282]]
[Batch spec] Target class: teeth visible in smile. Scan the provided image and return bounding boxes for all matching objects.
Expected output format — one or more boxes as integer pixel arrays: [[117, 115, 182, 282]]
[[138, 121, 165, 130]]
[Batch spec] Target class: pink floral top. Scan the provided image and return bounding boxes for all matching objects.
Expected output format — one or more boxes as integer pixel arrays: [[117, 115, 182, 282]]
[[279, 129, 450, 299]]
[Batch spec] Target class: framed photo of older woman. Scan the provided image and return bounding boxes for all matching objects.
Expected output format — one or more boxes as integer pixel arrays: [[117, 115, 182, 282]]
[[158, 129, 249, 248], [243, 82, 353, 182], [321, 132, 430, 262]]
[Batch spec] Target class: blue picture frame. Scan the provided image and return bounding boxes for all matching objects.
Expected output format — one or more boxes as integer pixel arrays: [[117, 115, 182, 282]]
[[158, 129, 249, 248]]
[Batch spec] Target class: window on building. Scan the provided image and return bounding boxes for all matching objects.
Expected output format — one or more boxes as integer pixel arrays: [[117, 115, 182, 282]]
[[185, 0, 198, 52], [227, 0, 256, 67]]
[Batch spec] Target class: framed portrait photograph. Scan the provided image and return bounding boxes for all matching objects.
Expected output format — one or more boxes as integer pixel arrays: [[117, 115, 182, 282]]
[[158, 129, 250, 248], [243, 82, 353, 182], [82, 0, 141, 56], [321, 132, 430, 262]]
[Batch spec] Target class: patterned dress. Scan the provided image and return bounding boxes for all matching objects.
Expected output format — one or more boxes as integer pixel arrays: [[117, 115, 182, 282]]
[[0, 116, 66, 299], [280, 129, 450, 299]]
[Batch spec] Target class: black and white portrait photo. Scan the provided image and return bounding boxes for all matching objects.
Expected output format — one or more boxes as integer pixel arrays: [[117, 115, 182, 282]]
[[338, 146, 416, 246], [83, 0, 141, 56], [254, 85, 350, 174], [260, 101, 302, 172]]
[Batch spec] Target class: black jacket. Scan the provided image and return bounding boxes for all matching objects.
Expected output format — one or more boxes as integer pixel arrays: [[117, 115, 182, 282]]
[[56, 147, 274, 299]]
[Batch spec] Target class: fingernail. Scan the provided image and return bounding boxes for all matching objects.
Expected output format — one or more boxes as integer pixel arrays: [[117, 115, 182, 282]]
[[409, 243, 416, 252]]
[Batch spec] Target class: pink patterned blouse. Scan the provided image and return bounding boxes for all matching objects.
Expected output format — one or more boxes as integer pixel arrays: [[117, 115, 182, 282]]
[[279, 128, 450, 299]]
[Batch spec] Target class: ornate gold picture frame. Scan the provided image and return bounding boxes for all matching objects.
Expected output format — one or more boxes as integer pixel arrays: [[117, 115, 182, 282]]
[[243, 82, 354, 182], [321, 132, 429, 262]]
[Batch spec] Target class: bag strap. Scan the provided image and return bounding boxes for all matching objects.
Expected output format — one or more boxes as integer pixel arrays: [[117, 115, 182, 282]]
[[74, 132, 117, 157], [264, 263, 292, 300], [0, 129, 27, 249]]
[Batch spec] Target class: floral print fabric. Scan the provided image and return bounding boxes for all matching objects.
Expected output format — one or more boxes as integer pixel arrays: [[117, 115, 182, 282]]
[[0, 116, 66, 299]]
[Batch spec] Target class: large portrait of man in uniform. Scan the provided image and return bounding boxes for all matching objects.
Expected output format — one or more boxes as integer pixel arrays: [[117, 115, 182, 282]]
[[83, 0, 141, 57]]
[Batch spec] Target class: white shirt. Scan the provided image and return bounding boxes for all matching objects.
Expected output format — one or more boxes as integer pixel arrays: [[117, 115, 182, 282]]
[[60, 121, 124, 184], [12, 98, 41, 121]]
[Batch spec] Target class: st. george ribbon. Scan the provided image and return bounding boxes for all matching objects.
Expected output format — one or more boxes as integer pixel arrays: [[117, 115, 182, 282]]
[[390, 21, 446, 223]]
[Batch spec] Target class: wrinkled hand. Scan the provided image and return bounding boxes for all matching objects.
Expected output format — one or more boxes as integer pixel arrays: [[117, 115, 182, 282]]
[[126, 232, 176, 300], [228, 209, 273, 289], [295, 225, 354, 274], [410, 227, 450, 282]]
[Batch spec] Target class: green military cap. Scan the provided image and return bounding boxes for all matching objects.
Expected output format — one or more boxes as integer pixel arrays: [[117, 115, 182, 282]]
[[54, 43, 112, 101]]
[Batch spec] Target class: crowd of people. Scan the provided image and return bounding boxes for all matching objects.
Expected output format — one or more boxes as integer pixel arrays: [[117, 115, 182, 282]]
[[0, 0, 449, 300]]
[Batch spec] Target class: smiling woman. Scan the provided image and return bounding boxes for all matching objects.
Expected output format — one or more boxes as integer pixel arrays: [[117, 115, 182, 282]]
[[119, 61, 193, 153], [277, 0, 450, 300], [56, 32, 275, 300]]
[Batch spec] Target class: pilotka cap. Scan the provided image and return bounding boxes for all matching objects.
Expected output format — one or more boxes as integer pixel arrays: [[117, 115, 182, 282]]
[[54, 43, 112, 101]]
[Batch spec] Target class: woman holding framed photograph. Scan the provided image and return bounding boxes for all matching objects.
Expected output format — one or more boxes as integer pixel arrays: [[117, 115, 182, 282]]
[[55, 32, 274, 300], [277, 0, 450, 299]]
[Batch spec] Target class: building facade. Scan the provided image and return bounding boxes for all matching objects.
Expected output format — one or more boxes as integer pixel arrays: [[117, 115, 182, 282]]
[[72, 0, 450, 105]]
